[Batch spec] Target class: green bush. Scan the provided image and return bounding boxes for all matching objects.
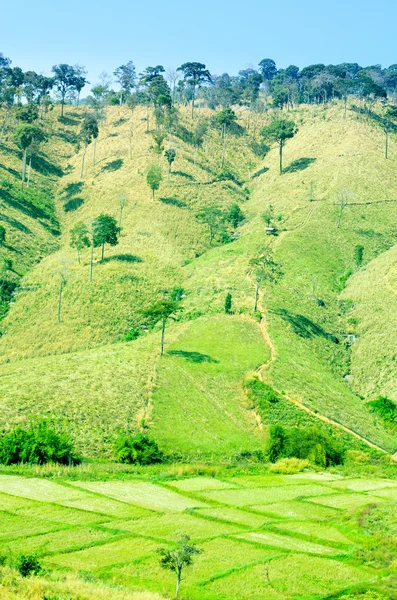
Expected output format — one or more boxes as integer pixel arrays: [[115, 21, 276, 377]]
[[0, 421, 80, 466], [367, 396, 397, 424], [266, 424, 344, 467], [114, 433, 163, 465], [13, 553, 42, 577]]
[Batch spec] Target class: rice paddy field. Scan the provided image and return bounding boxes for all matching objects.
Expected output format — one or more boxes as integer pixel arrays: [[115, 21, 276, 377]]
[[1, 470, 397, 599]]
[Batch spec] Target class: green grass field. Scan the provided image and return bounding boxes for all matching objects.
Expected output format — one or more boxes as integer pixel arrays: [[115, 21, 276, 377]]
[[1, 471, 396, 599]]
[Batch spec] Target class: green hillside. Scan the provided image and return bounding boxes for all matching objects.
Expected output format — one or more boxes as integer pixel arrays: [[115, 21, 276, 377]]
[[1, 100, 397, 458]]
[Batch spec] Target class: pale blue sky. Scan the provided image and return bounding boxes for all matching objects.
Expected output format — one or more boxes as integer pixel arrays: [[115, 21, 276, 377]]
[[2, 0, 396, 87]]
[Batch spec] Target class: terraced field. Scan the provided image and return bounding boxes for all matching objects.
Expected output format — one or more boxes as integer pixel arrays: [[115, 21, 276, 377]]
[[0, 471, 396, 599]]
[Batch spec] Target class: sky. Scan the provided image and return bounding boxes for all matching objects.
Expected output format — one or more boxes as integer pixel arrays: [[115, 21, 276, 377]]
[[2, 0, 397, 89]]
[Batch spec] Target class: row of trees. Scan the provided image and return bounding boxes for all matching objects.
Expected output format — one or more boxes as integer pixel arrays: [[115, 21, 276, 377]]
[[3, 51, 397, 119]]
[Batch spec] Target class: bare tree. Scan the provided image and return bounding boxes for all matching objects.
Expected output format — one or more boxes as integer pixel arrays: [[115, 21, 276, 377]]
[[118, 194, 128, 227], [166, 68, 181, 104], [54, 263, 69, 323], [336, 188, 352, 228]]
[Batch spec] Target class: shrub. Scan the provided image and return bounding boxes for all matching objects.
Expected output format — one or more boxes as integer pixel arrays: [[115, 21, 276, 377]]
[[245, 377, 280, 411], [224, 293, 232, 314], [114, 433, 163, 465], [266, 424, 344, 467], [354, 244, 364, 266], [123, 327, 141, 341], [13, 553, 41, 577], [268, 457, 309, 474], [0, 421, 80, 466], [367, 396, 397, 424]]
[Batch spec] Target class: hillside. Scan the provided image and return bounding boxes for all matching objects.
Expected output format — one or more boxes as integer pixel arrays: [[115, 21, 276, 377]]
[[1, 100, 397, 457]]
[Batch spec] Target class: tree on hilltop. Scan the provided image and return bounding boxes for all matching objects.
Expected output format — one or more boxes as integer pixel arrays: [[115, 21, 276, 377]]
[[177, 62, 212, 118], [52, 64, 86, 116], [260, 119, 297, 174], [113, 61, 136, 104]]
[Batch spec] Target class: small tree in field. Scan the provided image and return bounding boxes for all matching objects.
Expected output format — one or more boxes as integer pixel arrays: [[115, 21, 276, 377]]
[[165, 148, 176, 178], [248, 247, 282, 312], [147, 164, 162, 199], [118, 194, 128, 227], [80, 113, 99, 178], [143, 298, 182, 355], [93, 214, 120, 261], [336, 188, 352, 228], [196, 205, 225, 246], [224, 293, 232, 314], [260, 119, 297, 174], [158, 535, 201, 598], [70, 221, 90, 263]]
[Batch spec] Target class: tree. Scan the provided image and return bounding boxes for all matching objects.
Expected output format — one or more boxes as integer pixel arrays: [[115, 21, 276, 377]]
[[258, 59, 277, 91], [55, 270, 67, 323], [151, 131, 166, 153], [226, 204, 244, 228], [260, 119, 297, 174], [52, 64, 85, 116], [79, 113, 99, 177], [92, 214, 120, 261], [14, 124, 45, 187], [177, 62, 212, 117], [70, 222, 90, 263], [113, 61, 136, 104], [248, 247, 282, 312], [224, 293, 232, 314], [143, 299, 182, 355], [354, 244, 364, 267], [262, 205, 274, 227], [118, 194, 128, 227], [215, 107, 237, 167], [0, 225, 5, 245], [196, 205, 225, 245], [336, 188, 352, 228], [158, 535, 201, 598], [165, 148, 176, 178], [147, 164, 162, 199]]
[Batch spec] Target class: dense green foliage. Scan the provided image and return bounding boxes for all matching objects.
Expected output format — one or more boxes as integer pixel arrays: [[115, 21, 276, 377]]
[[267, 423, 345, 467], [0, 421, 79, 465], [114, 433, 164, 465], [367, 396, 397, 425]]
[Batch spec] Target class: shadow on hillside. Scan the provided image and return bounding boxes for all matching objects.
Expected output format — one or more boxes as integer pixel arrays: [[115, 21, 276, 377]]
[[274, 308, 339, 343], [283, 157, 316, 174], [58, 115, 80, 126], [159, 197, 187, 208], [57, 129, 79, 145], [99, 159, 123, 174], [0, 214, 31, 234], [113, 118, 129, 127], [62, 182, 84, 198], [175, 124, 194, 145], [0, 188, 49, 221], [174, 171, 195, 181], [0, 163, 20, 178], [34, 154, 64, 178], [251, 167, 269, 179], [102, 254, 142, 264], [168, 350, 219, 363], [64, 197, 84, 212]]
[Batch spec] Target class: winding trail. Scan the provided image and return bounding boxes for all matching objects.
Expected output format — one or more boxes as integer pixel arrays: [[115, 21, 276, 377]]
[[252, 205, 389, 454]]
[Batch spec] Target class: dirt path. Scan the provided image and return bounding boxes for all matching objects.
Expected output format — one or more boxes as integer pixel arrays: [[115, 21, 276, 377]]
[[252, 205, 388, 454]]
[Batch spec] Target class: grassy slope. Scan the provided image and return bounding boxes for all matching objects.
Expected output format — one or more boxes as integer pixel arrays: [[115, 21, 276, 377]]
[[0, 108, 79, 276], [0, 102, 396, 454]]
